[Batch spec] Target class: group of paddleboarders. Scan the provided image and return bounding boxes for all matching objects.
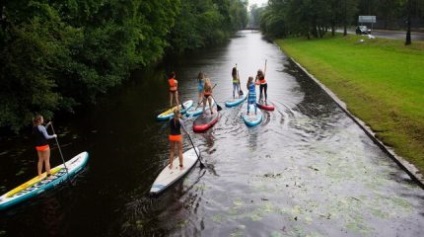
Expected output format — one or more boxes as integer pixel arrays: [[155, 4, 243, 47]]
[[231, 65, 268, 115], [167, 71, 216, 170]]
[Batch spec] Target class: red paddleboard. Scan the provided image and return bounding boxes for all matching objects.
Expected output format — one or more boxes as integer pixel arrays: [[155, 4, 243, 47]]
[[193, 108, 219, 133], [256, 101, 275, 111]]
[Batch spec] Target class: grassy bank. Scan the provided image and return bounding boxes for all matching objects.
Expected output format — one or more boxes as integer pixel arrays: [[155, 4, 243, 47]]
[[276, 35, 424, 174]]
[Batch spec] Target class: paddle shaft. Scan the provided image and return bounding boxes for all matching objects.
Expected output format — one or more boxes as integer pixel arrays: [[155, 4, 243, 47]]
[[182, 127, 205, 169], [50, 123, 71, 182]]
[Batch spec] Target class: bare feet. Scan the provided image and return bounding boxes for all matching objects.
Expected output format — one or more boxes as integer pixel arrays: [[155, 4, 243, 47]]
[[179, 164, 184, 170]]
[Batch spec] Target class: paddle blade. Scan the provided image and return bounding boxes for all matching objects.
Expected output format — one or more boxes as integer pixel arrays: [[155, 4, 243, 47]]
[[217, 104, 222, 111]]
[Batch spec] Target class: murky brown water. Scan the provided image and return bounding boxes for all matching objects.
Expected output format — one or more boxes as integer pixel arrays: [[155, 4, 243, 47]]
[[1, 30, 423, 237]]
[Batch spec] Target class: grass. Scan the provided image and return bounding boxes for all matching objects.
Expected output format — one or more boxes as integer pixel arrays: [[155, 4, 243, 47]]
[[275, 35, 424, 174]]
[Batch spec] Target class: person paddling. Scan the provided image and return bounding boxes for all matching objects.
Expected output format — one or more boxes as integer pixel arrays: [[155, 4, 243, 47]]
[[255, 69, 267, 103], [246, 76, 258, 115], [231, 66, 241, 98], [169, 108, 185, 170], [202, 77, 214, 115], [32, 114, 57, 177], [196, 72, 205, 106], [168, 72, 184, 109]]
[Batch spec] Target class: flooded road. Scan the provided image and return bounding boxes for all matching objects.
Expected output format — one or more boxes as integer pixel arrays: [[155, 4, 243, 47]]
[[1, 30, 423, 237]]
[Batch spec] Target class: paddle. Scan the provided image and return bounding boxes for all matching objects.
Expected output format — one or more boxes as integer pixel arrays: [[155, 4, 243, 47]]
[[50, 122, 72, 185], [182, 127, 205, 169], [211, 95, 222, 112]]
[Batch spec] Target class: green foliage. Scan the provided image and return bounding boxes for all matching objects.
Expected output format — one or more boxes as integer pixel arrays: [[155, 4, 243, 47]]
[[0, 0, 248, 132], [260, 0, 422, 38], [167, 0, 247, 53]]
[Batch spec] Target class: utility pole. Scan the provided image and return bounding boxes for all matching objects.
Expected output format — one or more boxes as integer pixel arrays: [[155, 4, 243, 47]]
[[405, 0, 411, 45]]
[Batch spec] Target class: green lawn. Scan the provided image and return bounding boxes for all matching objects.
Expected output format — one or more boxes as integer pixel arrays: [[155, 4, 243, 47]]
[[276, 35, 424, 174]]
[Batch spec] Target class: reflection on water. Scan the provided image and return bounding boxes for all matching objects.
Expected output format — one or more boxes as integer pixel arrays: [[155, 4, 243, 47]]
[[0, 30, 423, 236]]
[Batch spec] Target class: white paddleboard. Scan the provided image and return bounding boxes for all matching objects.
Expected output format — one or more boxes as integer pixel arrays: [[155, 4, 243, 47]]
[[150, 147, 200, 195]]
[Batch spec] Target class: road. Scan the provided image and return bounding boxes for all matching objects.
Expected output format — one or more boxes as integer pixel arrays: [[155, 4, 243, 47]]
[[342, 28, 424, 41], [369, 29, 424, 41]]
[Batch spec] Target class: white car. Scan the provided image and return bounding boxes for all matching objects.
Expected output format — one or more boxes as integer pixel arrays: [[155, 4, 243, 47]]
[[356, 25, 371, 35]]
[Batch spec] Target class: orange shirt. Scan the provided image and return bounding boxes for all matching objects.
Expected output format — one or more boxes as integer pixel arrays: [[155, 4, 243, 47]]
[[169, 78, 178, 92]]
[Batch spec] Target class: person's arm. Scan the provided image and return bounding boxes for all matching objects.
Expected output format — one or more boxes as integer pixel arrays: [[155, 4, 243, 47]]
[[38, 125, 56, 139]]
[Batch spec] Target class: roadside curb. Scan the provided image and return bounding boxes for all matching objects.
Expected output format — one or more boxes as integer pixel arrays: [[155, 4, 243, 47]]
[[290, 59, 424, 189]]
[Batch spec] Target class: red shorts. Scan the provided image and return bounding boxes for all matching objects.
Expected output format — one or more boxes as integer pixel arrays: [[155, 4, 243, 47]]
[[35, 145, 49, 151], [169, 134, 182, 142]]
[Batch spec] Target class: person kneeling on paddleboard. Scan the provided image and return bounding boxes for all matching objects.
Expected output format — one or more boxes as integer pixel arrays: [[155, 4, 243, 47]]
[[169, 108, 186, 170], [168, 72, 185, 109], [246, 77, 258, 115]]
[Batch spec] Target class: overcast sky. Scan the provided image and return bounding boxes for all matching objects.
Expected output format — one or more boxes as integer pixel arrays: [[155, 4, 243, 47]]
[[248, 0, 268, 8]]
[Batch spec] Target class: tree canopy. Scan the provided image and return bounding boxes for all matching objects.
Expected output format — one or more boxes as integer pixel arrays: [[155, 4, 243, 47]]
[[0, 0, 248, 132], [259, 0, 423, 40]]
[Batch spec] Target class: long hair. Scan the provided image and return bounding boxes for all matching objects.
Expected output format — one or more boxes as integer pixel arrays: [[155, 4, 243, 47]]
[[232, 67, 237, 78]]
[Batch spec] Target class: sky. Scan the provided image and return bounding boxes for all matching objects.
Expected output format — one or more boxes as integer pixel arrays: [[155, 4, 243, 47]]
[[248, 0, 268, 8]]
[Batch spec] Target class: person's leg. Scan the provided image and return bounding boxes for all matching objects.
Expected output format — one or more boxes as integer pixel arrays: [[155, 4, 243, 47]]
[[175, 91, 180, 106], [258, 85, 262, 101], [178, 140, 183, 169], [169, 92, 173, 107], [44, 149, 51, 175], [264, 84, 268, 102], [233, 83, 236, 98], [209, 97, 213, 114], [202, 97, 207, 113], [247, 99, 250, 115], [37, 151, 43, 176], [169, 142, 175, 169]]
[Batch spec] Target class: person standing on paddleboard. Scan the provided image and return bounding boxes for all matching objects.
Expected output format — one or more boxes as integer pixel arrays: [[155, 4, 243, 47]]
[[32, 114, 57, 177], [255, 69, 267, 103], [246, 76, 258, 115], [202, 77, 214, 115], [169, 108, 185, 170], [168, 72, 184, 109], [196, 72, 205, 106], [231, 67, 241, 98]]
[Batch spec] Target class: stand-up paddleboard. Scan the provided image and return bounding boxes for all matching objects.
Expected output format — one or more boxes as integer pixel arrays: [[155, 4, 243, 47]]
[[257, 101, 275, 111], [157, 100, 194, 121], [242, 104, 263, 127], [150, 147, 200, 195], [193, 107, 219, 133], [0, 152, 89, 211], [186, 98, 215, 117], [225, 94, 247, 107]]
